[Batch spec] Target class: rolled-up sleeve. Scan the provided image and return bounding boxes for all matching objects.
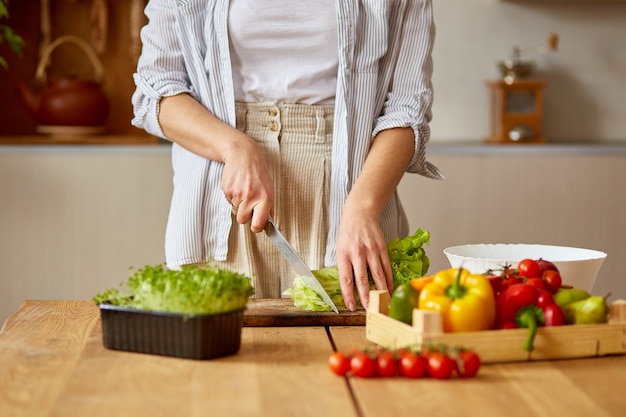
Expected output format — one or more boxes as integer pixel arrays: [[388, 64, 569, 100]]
[[371, 0, 442, 180], [130, 0, 196, 139]]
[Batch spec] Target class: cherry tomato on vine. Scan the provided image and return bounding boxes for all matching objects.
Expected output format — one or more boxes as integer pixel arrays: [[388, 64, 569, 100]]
[[524, 277, 546, 290], [398, 351, 427, 379], [425, 351, 455, 380], [376, 350, 399, 378], [454, 350, 481, 378], [542, 269, 563, 293], [350, 352, 376, 378], [502, 266, 520, 280], [499, 268, 522, 292], [328, 351, 351, 376], [517, 258, 542, 279]]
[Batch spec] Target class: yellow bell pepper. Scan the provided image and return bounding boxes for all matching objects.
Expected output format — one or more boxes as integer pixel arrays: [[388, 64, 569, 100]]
[[418, 267, 495, 332]]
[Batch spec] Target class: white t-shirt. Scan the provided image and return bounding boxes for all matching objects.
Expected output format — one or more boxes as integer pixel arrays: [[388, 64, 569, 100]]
[[228, 0, 338, 105]]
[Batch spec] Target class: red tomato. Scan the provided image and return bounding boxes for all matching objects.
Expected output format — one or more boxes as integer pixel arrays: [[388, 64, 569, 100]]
[[350, 352, 376, 378], [543, 304, 566, 326], [524, 277, 546, 290], [455, 350, 481, 378], [395, 347, 410, 358], [346, 348, 362, 358], [542, 270, 563, 294], [486, 274, 503, 295], [517, 258, 542, 279], [425, 352, 455, 380], [537, 258, 559, 274], [536, 289, 556, 308], [502, 267, 520, 280], [376, 350, 399, 378], [499, 268, 522, 292], [328, 352, 351, 376], [398, 351, 427, 379]]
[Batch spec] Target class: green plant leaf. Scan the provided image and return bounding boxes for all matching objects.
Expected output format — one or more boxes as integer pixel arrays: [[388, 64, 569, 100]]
[[0, 1, 25, 68]]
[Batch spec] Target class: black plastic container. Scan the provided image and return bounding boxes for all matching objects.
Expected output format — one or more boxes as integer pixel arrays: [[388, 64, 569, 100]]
[[98, 303, 245, 360]]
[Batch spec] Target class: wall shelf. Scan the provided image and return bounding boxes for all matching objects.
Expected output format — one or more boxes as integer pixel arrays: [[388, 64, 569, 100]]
[[0, 135, 161, 146]]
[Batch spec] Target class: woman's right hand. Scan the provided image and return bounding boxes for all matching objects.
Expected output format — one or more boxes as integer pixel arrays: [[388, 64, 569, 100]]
[[158, 94, 274, 232], [221, 135, 274, 233]]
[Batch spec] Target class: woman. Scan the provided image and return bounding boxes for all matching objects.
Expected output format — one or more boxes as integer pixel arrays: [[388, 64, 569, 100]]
[[131, 0, 443, 312]]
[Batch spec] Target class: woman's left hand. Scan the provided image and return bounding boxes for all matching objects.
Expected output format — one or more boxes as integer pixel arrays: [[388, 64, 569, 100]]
[[336, 127, 414, 311], [335, 206, 393, 311]]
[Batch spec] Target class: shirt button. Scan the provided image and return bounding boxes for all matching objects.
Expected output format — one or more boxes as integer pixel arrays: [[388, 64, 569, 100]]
[[269, 121, 279, 131], [269, 108, 278, 117]]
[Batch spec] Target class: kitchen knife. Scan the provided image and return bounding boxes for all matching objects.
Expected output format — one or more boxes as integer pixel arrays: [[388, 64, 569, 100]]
[[264, 217, 339, 314]]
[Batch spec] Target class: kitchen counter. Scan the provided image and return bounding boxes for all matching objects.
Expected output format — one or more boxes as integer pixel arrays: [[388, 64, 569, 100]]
[[0, 134, 161, 146], [2, 135, 626, 156], [1, 300, 625, 417], [428, 140, 626, 155]]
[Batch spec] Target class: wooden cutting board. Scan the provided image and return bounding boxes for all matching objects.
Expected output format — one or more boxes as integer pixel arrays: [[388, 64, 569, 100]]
[[243, 298, 365, 327]]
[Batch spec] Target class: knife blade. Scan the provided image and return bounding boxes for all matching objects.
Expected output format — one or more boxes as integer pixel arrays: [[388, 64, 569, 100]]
[[264, 217, 339, 314]]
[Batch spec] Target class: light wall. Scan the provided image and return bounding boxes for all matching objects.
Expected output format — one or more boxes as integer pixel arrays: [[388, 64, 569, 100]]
[[430, 0, 626, 142]]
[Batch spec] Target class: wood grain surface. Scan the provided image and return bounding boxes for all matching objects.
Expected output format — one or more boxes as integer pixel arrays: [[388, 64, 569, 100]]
[[0, 300, 357, 417], [3, 300, 626, 417], [243, 298, 365, 327], [329, 326, 626, 417]]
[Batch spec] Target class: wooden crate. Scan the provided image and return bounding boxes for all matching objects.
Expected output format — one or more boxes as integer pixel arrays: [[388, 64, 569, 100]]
[[365, 290, 626, 363]]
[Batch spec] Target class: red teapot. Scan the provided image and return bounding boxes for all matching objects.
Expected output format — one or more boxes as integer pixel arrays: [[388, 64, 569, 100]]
[[18, 35, 109, 128]]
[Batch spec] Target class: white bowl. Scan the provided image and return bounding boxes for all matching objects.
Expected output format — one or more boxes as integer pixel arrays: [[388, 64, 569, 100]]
[[443, 243, 607, 291]]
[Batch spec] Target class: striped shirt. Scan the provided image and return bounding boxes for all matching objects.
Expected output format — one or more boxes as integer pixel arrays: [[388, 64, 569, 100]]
[[131, 0, 443, 268]]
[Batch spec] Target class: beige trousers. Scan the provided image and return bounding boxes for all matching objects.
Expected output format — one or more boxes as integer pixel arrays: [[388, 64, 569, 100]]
[[214, 102, 334, 298]]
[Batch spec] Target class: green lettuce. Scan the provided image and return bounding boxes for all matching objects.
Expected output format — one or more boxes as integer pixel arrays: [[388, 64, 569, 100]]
[[285, 228, 431, 311], [283, 266, 369, 312], [387, 228, 431, 287], [93, 264, 254, 315]]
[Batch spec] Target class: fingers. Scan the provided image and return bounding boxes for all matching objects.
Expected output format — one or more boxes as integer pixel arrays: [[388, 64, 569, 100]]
[[338, 252, 393, 312], [221, 135, 274, 232], [375, 254, 394, 295], [352, 257, 372, 310], [248, 203, 272, 233], [230, 200, 272, 233], [367, 266, 390, 296], [338, 261, 357, 312], [337, 231, 394, 312]]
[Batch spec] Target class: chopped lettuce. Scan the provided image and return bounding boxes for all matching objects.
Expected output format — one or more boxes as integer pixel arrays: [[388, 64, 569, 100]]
[[284, 266, 373, 312], [285, 228, 431, 311], [93, 264, 254, 315], [285, 274, 334, 312]]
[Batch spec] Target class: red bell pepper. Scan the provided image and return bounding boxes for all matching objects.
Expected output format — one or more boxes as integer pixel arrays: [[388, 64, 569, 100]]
[[496, 283, 566, 351]]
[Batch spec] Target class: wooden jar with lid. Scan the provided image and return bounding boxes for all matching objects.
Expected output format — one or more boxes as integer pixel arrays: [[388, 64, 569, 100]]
[[486, 79, 546, 144]]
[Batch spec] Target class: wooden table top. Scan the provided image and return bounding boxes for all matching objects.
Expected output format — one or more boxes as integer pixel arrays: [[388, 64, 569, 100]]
[[1, 300, 625, 417]]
